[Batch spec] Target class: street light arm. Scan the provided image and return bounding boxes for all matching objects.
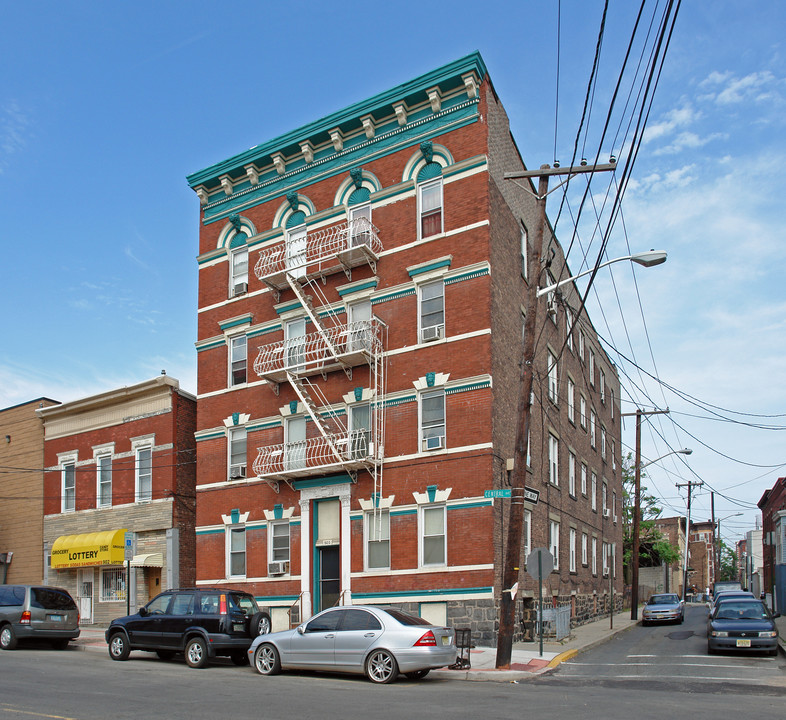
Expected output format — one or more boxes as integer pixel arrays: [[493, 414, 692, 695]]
[[640, 448, 692, 469], [536, 250, 667, 298]]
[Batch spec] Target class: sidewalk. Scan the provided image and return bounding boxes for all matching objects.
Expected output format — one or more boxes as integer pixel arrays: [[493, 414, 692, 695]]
[[73, 610, 639, 682]]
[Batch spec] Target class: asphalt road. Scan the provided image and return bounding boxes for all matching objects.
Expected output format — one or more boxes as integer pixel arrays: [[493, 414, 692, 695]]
[[1, 606, 784, 720]]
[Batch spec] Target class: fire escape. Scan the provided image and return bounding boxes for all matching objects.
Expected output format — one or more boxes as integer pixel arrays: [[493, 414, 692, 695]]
[[251, 217, 386, 498]]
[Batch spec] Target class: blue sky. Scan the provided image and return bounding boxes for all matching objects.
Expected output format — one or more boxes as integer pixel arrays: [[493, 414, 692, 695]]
[[2, 1, 784, 544]]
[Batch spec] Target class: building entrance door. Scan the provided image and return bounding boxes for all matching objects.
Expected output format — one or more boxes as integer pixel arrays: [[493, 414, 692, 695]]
[[317, 546, 340, 612], [78, 568, 93, 623]]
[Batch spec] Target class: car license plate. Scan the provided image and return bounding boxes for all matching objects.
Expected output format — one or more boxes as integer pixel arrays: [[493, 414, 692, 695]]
[[233, 623, 245, 632], [441, 636, 449, 646], [49, 615, 63, 622], [736, 638, 751, 648]]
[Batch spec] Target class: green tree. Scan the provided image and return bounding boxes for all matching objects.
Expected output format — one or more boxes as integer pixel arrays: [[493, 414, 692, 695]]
[[622, 453, 681, 583], [719, 541, 738, 581]]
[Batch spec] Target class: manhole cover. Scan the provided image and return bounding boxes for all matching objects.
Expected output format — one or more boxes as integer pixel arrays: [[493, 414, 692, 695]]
[[667, 630, 695, 640]]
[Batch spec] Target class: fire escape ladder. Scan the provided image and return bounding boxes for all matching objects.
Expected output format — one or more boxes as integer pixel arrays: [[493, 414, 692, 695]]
[[286, 274, 352, 380], [287, 373, 346, 467]]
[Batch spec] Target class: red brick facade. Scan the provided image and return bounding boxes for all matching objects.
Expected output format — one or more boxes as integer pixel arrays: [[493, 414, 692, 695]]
[[189, 53, 623, 641]]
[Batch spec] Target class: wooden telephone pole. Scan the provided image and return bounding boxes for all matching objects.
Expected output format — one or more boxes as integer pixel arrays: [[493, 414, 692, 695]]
[[495, 161, 615, 669]]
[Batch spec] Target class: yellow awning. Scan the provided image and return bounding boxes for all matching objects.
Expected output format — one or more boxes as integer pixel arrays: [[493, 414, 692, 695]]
[[130, 553, 163, 567], [51, 529, 127, 569]]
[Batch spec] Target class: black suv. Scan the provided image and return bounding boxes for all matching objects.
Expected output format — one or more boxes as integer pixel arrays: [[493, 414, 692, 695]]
[[105, 588, 270, 668]]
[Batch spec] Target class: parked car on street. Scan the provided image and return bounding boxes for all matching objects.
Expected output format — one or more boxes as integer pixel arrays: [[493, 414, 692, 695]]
[[248, 605, 456, 684], [0, 585, 80, 650], [707, 598, 779, 656], [641, 593, 684, 625], [105, 587, 270, 668], [707, 589, 754, 614]]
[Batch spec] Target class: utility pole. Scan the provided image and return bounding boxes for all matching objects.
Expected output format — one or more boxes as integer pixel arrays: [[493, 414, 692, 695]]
[[676, 479, 704, 600], [495, 161, 616, 669], [620, 408, 669, 620], [711, 492, 717, 586]]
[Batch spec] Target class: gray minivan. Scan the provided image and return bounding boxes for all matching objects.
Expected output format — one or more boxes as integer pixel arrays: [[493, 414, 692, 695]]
[[0, 585, 80, 650]]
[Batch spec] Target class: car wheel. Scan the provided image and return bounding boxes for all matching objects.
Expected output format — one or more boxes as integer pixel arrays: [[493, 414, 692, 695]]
[[405, 669, 430, 680], [185, 637, 209, 668], [253, 643, 281, 675], [250, 612, 271, 637], [231, 651, 249, 666], [156, 650, 175, 661], [0, 624, 18, 651], [366, 649, 399, 684], [108, 632, 130, 661], [52, 639, 70, 650]]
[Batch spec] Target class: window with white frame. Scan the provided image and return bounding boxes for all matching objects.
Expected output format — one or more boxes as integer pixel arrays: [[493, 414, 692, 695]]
[[610, 388, 615, 421], [419, 279, 445, 342], [591, 472, 598, 512], [96, 454, 112, 508], [230, 334, 247, 386], [285, 225, 307, 270], [267, 520, 289, 563], [349, 203, 372, 247], [602, 483, 608, 514], [419, 178, 443, 238], [581, 463, 588, 496], [100, 567, 126, 602], [612, 439, 616, 471], [549, 434, 559, 486], [568, 451, 576, 497], [567, 376, 575, 423], [228, 525, 246, 578], [285, 416, 307, 471], [62, 462, 76, 512], [613, 491, 617, 522], [569, 528, 577, 572], [347, 299, 372, 353], [520, 225, 528, 280], [602, 542, 609, 576], [547, 351, 558, 404], [285, 317, 307, 370], [135, 445, 152, 502], [578, 328, 585, 361], [350, 402, 371, 459], [589, 349, 595, 385], [599, 368, 606, 403], [365, 509, 390, 570], [592, 537, 598, 575], [549, 521, 560, 570], [523, 509, 532, 558], [566, 307, 573, 350], [545, 271, 557, 322], [420, 389, 446, 452], [230, 245, 248, 297], [269, 521, 290, 564], [421, 504, 446, 566], [582, 532, 588, 566], [228, 427, 247, 480], [590, 410, 597, 448], [601, 425, 606, 460], [580, 395, 587, 429]]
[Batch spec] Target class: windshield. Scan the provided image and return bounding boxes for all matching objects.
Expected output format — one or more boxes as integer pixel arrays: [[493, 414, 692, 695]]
[[381, 608, 431, 626], [716, 602, 769, 620], [649, 595, 679, 605]]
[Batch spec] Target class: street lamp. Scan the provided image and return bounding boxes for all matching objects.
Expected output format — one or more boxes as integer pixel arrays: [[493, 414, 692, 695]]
[[631, 446, 692, 620], [537, 250, 668, 298]]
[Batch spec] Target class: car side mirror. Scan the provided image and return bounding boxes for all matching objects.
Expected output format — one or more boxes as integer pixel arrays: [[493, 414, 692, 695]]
[[139, 607, 148, 617], [297, 625, 306, 635]]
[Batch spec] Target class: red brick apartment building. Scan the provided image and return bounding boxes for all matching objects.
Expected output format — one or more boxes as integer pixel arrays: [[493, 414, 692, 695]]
[[759, 477, 786, 611], [0, 398, 59, 584], [37, 376, 196, 624], [187, 52, 623, 643]]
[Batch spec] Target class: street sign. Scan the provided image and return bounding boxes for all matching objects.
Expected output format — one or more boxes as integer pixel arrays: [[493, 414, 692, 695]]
[[124, 531, 134, 561], [484, 487, 540, 503], [484, 489, 512, 498], [526, 547, 554, 581]]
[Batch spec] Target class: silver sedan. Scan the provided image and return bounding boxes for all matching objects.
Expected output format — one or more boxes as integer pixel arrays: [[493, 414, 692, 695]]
[[247, 605, 457, 683]]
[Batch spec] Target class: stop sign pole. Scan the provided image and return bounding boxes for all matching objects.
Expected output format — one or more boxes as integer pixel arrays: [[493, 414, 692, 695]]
[[526, 548, 554, 656]]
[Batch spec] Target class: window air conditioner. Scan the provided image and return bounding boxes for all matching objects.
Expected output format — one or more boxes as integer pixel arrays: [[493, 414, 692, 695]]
[[423, 435, 445, 451], [268, 561, 289, 576], [421, 325, 444, 343], [229, 464, 247, 480], [233, 282, 248, 296], [603, 508, 611, 518]]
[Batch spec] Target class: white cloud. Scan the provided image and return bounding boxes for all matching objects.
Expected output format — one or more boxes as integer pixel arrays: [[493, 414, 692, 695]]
[[700, 70, 783, 106], [0, 100, 32, 173]]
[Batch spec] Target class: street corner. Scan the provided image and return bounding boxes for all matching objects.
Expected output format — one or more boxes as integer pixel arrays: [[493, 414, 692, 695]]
[[546, 648, 578, 669]]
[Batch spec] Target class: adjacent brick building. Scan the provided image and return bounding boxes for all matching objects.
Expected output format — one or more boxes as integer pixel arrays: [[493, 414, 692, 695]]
[[38, 376, 196, 624], [758, 477, 786, 611], [0, 398, 59, 583], [187, 52, 623, 642]]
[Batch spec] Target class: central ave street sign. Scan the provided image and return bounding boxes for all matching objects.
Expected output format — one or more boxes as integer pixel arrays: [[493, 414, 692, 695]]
[[484, 487, 540, 503]]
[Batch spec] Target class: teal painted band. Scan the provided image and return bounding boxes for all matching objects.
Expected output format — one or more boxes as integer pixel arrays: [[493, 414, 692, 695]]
[[255, 595, 300, 603], [337, 279, 378, 297], [352, 586, 493, 600], [219, 315, 253, 331], [445, 268, 489, 285], [292, 473, 354, 490], [408, 258, 452, 278], [247, 324, 282, 338], [372, 288, 416, 304], [196, 339, 226, 353], [391, 508, 417, 517], [196, 528, 224, 535], [195, 432, 226, 442], [446, 381, 491, 394]]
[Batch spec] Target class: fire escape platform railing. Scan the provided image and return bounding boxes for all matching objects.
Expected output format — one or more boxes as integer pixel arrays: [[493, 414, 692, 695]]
[[254, 219, 381, 294], [254, 319, 384, 385]]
